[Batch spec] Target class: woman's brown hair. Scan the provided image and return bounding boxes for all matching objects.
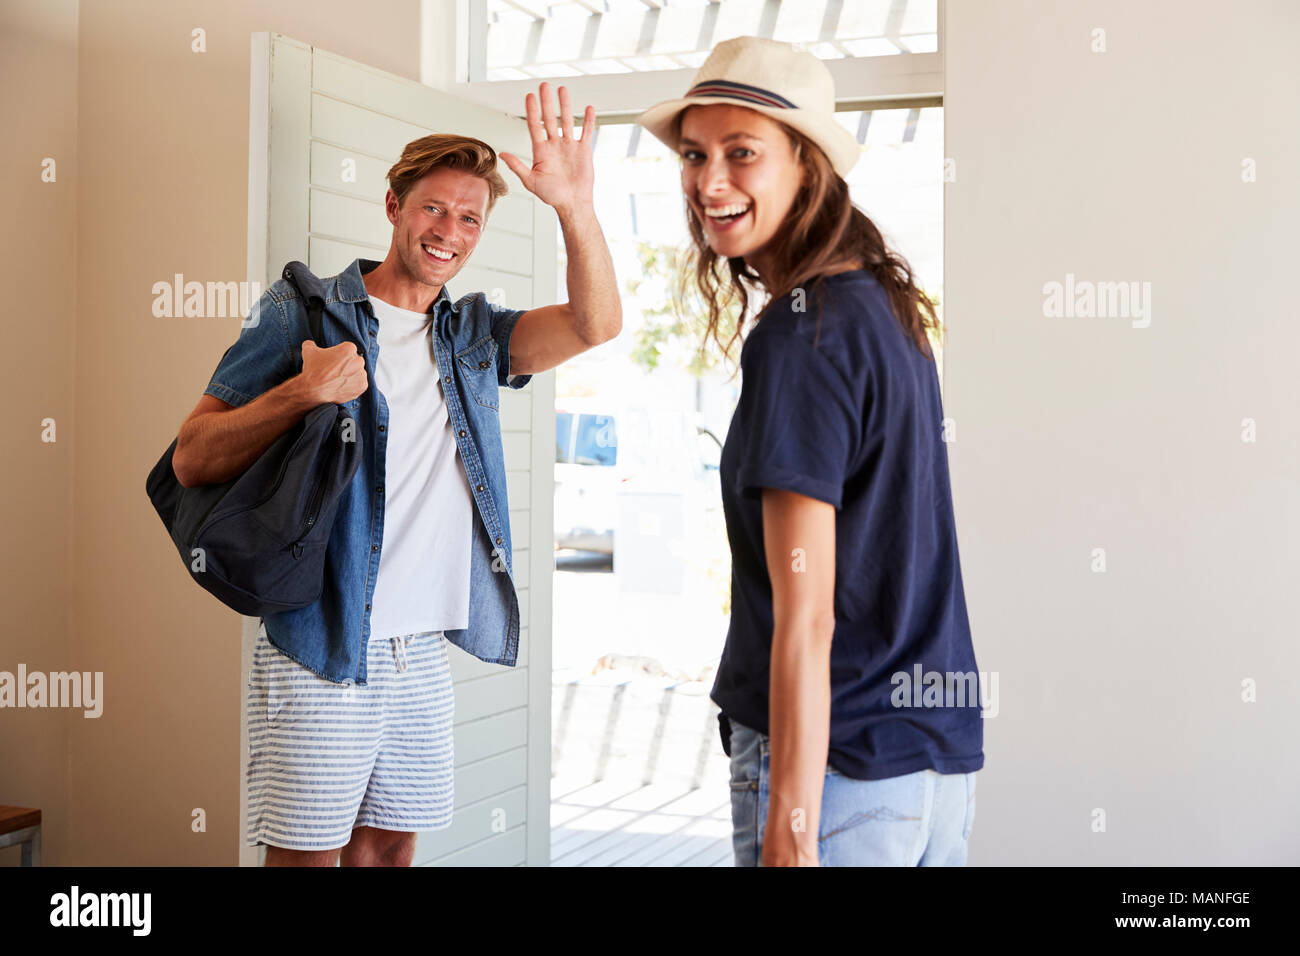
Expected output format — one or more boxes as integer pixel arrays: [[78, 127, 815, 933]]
[[673, 109, 941, 366]]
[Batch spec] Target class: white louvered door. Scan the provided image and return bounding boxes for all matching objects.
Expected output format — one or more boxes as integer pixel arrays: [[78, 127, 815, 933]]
[[240, 32, 555, 867]]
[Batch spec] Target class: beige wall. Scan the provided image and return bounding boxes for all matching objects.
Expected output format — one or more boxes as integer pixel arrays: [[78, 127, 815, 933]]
[[0, 0, 78, 866], [944, 0, 1300, 863], [0, 0, 420, 865]]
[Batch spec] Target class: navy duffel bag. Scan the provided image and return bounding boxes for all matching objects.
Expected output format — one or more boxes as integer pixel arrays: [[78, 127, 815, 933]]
[[145, 261, 361, 616]]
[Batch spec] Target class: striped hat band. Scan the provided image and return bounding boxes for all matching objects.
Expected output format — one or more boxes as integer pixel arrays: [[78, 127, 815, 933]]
[[685, 79, 797, 110], [636, 36, 860, 175]]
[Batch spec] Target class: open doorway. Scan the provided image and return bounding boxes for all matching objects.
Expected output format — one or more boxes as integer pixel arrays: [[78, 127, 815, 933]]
[[547, 105, 945, 865]]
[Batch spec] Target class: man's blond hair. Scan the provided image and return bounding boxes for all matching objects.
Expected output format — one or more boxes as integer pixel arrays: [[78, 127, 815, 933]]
[[386, 134, 508, 215]]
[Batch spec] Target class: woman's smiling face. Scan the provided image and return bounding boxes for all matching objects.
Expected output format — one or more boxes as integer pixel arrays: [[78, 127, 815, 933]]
[[677, 103, 803, 278]]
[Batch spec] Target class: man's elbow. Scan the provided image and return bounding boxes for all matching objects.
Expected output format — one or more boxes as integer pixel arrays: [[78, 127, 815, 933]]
[[171, 444, 200, 488], [586, 327, 620, 348], [171, 432, 209, 488], [587, 308, 623, 346]]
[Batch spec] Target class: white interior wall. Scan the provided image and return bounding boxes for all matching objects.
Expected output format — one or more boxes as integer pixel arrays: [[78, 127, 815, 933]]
[[944, 0, 1299, 864]]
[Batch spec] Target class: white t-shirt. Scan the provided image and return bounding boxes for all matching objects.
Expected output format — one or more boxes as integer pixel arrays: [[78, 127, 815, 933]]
[[366, 293, 473, 640]]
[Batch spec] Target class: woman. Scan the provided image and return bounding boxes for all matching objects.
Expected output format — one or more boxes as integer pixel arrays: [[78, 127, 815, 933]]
[[637, 36, 984, 867]]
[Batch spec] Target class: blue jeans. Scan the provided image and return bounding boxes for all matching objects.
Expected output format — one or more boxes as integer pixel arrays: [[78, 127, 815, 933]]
[[727, 718, 977, 866]]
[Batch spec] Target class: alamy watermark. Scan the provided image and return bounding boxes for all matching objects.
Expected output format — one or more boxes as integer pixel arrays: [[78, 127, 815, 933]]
[[1042, 272, 1151, 328], [50, 886, 150, 935], [152, 273, 262, 325], [890, 664, 998, 717], [1, 665, 103, 718]]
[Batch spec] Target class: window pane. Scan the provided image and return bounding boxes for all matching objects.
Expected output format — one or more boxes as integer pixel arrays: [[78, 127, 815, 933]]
[[573, 414, 618, 466], [556, 109, 944, 402], [555, 411, 574, 462], [484, 0, 938, 81], [838, 105, 945, 384]]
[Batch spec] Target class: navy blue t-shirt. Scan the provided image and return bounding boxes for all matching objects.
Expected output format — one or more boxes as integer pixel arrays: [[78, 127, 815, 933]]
[[712, 268, 984, 781]]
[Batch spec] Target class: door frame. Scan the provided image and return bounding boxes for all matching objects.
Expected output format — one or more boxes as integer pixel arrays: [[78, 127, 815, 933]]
[[239, 31, 556, 867]]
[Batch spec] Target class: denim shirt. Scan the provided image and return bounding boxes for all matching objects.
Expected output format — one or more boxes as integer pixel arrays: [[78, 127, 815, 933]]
[[203, 257, 532, 684]]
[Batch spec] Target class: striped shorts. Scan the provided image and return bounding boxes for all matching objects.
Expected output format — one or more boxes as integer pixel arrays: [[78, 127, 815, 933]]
[[246, 622, 456, 851]]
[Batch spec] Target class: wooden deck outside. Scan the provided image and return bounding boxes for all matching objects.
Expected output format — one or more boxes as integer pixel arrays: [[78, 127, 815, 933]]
[[550, 776, 734, 866], [548, 670, 736, 866]]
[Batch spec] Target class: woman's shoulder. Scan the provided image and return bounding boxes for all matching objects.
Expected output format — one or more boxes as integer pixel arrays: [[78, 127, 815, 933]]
[[755, 268, 894, 346]]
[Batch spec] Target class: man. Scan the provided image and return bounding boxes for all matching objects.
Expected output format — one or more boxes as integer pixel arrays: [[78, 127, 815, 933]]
[[171, 83, 620, 866]]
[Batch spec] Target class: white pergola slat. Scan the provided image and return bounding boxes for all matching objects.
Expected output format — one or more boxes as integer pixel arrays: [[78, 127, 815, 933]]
[[481, 0, 938, 76]]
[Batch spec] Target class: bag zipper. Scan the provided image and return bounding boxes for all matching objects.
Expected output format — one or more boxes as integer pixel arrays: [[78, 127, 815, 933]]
[[296, 411, 343, 546], [188, 490, 229, 552]]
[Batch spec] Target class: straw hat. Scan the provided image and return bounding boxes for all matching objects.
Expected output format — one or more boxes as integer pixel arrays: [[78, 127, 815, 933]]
[[636, 35, 860, 177]]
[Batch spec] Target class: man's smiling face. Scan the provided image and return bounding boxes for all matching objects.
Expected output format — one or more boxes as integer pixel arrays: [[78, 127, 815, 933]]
[[388, 167, 490, 291]]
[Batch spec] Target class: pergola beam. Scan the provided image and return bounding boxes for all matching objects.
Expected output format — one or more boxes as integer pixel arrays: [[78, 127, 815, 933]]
[[499, 0, 552, 20], [489, 0, 937, 70]]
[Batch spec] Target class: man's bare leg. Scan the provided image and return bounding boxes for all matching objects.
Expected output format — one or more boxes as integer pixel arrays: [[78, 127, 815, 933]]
[[264, 845, 342, 866], [339, 826, 418, 867]]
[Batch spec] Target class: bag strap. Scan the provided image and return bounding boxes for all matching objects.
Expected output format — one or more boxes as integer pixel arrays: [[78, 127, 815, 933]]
[[280, 260, 331, 373]]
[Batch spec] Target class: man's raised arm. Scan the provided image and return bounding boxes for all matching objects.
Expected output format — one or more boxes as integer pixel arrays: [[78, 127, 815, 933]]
[[499, 82, 622, 376]]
